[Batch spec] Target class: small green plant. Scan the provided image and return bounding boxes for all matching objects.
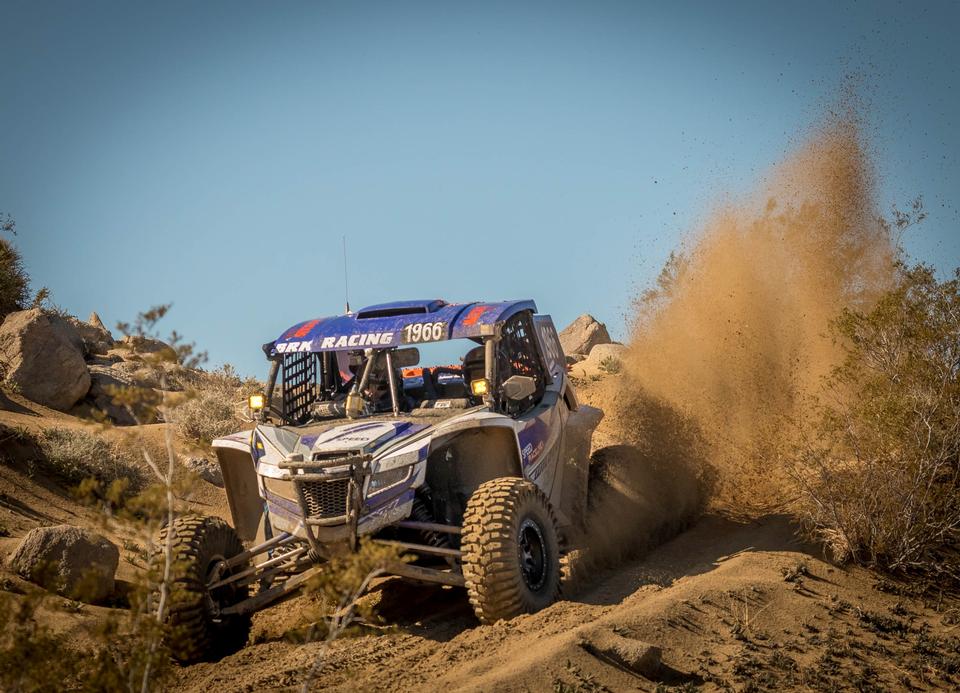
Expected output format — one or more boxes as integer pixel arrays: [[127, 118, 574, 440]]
[[597, 355, 622, 374], [0, 595, 79, 692]]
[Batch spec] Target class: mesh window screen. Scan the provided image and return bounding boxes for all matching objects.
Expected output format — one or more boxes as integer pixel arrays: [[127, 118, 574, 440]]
[[282, 352, 319, 425], [497, 312, 545, 409]]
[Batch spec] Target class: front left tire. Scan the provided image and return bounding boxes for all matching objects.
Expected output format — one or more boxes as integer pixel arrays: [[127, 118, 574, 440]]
[[461, 477, 561, 623]]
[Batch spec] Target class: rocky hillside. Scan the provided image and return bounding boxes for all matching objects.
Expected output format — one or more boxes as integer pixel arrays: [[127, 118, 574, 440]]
[[558, 313, 628, 378], [0, 307, 186, 424], [1, 311, 959, 692]]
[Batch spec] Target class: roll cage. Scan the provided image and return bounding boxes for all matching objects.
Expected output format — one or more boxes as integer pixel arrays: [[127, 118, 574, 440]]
[[262, 309, 551, 425]]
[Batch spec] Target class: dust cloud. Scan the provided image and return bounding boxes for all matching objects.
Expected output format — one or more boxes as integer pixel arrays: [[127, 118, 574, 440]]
[[612, 113, 897, 513]]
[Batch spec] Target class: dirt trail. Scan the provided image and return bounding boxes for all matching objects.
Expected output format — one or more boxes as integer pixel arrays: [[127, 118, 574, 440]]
[[173, 511, 958, 692]]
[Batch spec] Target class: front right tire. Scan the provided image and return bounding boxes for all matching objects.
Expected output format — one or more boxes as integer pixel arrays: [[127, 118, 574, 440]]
[[461, 477, 561, 623]]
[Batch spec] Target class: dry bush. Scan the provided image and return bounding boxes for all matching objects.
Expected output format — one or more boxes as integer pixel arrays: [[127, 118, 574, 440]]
[[296, 540, 406, 691], [0, 596, 78, 692], [34, 426, 149, 492], [0, 227, 29, 319], [793, 263, 960, 582], [0, 582, 173, 692], [174, 364, 260, 443]]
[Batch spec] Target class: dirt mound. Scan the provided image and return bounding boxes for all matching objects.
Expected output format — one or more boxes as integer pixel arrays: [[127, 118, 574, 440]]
[[173, 514, 960, 692]]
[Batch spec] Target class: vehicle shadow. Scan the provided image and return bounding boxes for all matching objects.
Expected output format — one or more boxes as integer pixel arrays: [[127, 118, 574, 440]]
[[370, 577, 474, 642]]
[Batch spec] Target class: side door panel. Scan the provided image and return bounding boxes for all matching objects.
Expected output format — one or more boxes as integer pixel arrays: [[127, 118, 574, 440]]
[[515, 391, 564, 499], [516, 315, 575, 526]]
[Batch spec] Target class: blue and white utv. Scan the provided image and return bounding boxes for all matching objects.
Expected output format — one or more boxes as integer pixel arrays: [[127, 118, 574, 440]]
[[158, 299, 602, 661]]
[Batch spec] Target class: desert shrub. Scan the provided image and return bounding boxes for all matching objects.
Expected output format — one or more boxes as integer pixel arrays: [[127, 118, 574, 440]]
[[793, 262, 960, 582], [598, 355, 622, 374], [0, 589, 172, 692], [174, 364, 260, 443], [34, 427, 148, 492], [0, 236, 29, 319]]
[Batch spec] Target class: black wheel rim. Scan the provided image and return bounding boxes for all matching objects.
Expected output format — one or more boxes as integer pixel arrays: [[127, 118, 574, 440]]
[[517, 518, 548, 592]]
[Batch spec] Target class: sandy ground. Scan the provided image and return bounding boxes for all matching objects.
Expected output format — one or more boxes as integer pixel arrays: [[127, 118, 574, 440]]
[[172, 514, 960, 692], [2, 383, 960, 692]]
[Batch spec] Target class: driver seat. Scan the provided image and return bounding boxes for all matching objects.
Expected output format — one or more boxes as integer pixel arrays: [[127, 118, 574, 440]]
[[463, 345, 486, 391]]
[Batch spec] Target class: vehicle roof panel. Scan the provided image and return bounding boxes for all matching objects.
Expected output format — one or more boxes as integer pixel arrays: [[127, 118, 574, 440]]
[[269, 299, 537, 354]]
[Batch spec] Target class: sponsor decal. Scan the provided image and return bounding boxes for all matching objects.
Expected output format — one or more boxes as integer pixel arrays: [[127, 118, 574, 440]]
[[537, 322, 563, 375], [368, 496, 403, 518], [521, 440, 545, 463], [293, 319, 320, 338], [401, 321, 447, 344], [335, 434, 384, 443], [276, 332, 396, 352], [275, 340, 313, 353], [461, 305, 489, 326], [362, 490, 415, 525]]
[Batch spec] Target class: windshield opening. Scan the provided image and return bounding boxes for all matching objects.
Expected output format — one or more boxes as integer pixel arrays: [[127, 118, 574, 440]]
[[269, 338, 485, 426]]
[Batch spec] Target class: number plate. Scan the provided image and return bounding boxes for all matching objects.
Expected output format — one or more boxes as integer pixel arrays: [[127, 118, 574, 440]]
[[401, 321, 448, 344]]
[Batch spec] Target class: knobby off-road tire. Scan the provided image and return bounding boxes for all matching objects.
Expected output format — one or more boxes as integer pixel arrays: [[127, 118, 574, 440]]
[[155, 515, 251, 663], [586, 445, 639, 517], [461, 477, 561, 624]]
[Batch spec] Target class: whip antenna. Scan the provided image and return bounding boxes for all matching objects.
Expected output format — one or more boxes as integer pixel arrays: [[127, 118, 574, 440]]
[[342, 235, 351, 313]]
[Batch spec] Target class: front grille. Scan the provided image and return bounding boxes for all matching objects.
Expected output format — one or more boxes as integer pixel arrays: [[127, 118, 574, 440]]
[[301, 478, 350, 519]]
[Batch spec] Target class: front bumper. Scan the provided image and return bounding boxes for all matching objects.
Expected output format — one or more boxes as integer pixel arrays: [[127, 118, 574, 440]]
[[278, 452, 368, 552]]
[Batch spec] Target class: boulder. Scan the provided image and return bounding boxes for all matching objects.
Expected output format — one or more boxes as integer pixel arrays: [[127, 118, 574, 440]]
[[45, 314, 114, 357], [45, 315, 85, 354], [109, 360, 161, 389], [87, 311, 109, 333], [87, 353, 123, 367], [569, 343, 628, 378], [85, 364, 170, 424], [86, 365, 138, 425], [77, 313, 114, 354], [0, 309, 91, 410], [559, 314, 611, 357], [581, 629, 662, 678], [119, 335, 177, 361], [8, 525, 119, 603], [588, 343, 628, 367], [184, 457, 223, 487]]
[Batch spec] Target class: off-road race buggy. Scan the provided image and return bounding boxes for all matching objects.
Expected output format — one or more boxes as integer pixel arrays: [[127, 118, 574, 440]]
[[159, 299, 603, 661]]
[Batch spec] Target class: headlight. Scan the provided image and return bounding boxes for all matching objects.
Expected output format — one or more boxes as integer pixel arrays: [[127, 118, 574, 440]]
[[248, 393, 265, 411], [470, 378, 489, 396], [367, 465, 412, 494]]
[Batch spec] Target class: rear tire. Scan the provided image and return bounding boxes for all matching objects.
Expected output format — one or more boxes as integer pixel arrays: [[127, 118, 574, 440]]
[[461, 477, 561, 624], [155, 515, 251, 663]]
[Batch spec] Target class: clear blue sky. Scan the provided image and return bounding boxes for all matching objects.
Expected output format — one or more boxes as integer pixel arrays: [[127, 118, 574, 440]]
[[2, 1, 958, 376]]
